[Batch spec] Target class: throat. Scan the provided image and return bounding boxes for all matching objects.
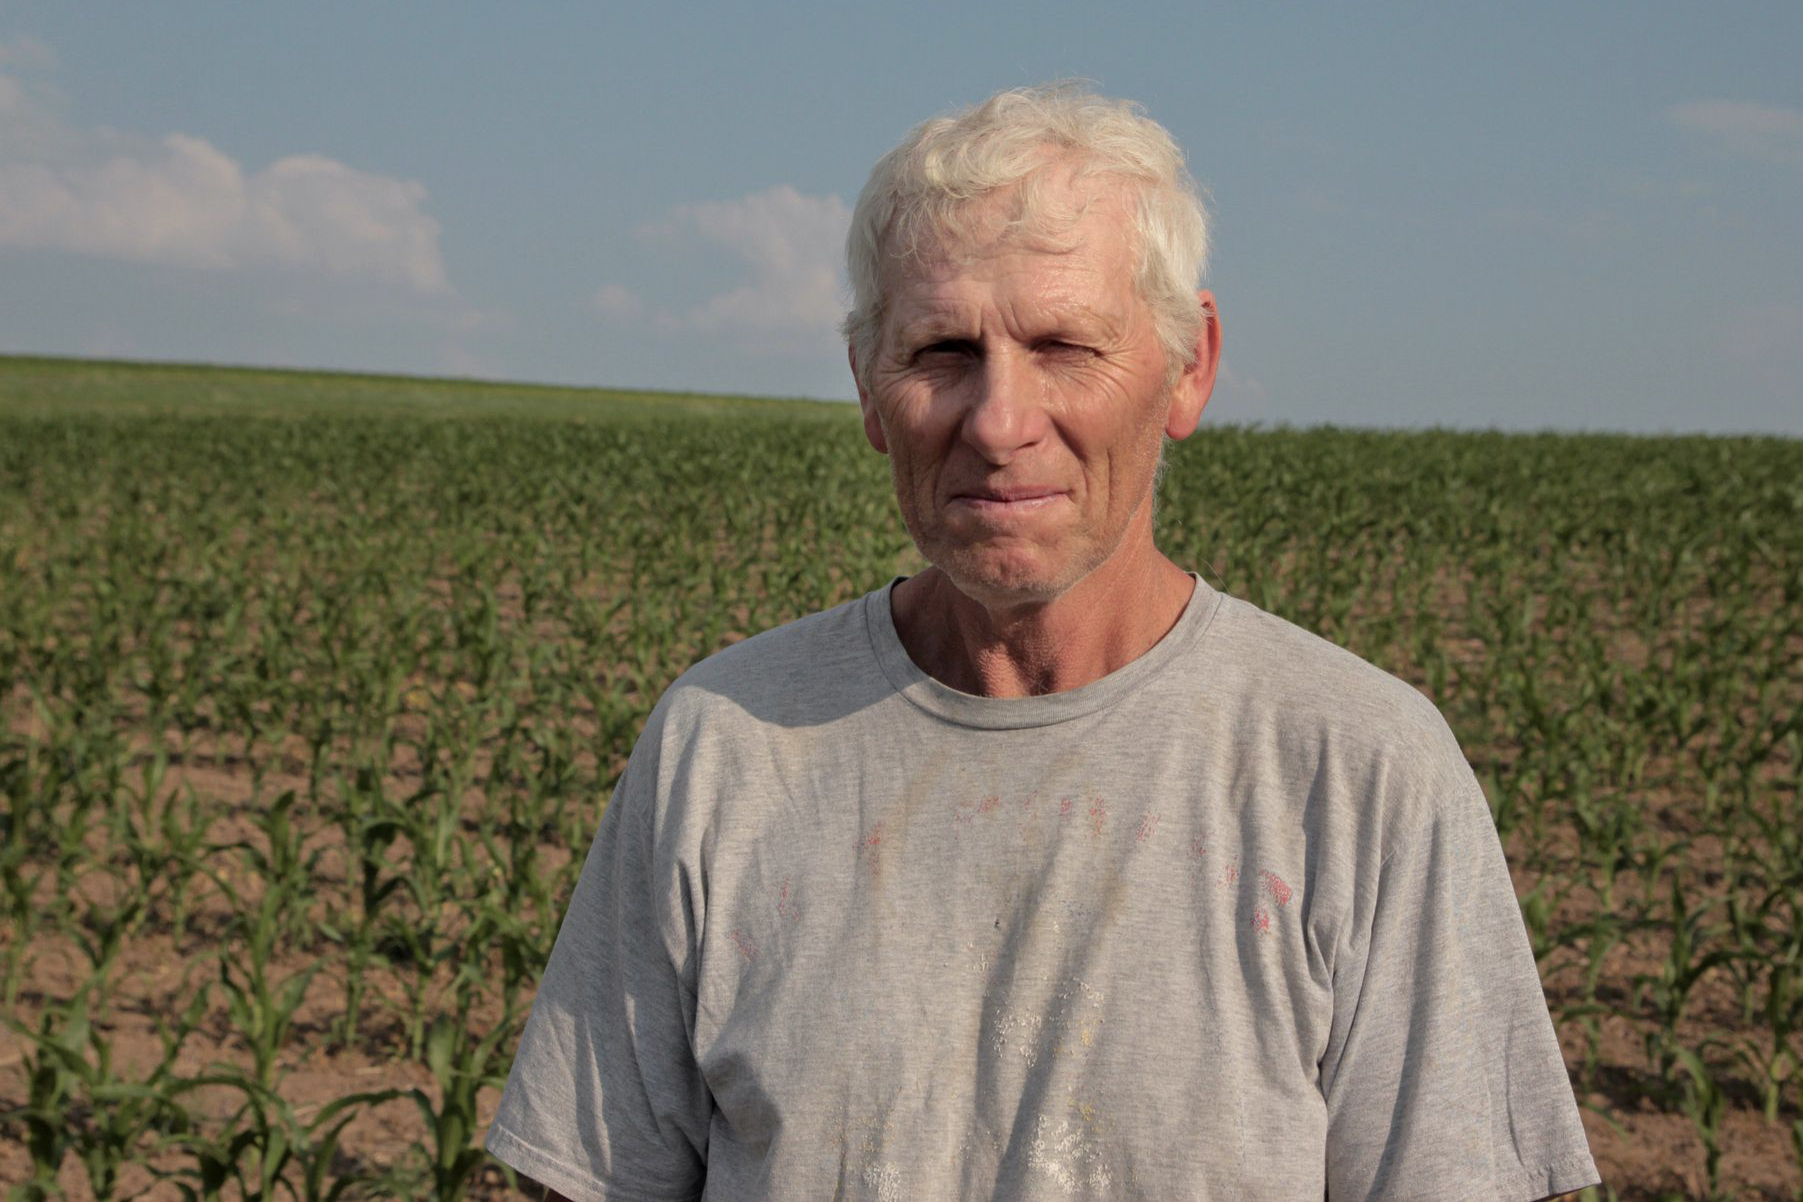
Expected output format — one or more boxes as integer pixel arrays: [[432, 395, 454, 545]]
[[891, 559, 1195, 697]]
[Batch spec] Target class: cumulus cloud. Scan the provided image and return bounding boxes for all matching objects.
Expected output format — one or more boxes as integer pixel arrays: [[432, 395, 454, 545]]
[[0, 36, 55, 71], [1670, 100, 1803, 167], [443, 342, 504, 380], [641, 184, 850, 341], [592, 281, 642, 320], [0, 56, 449, 292]]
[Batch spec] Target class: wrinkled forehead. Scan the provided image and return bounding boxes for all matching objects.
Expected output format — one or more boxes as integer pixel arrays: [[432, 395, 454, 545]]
[[881, 165, 1141, 287]]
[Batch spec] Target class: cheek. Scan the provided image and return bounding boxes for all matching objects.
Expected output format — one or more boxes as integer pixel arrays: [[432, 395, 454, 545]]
[[885, 440, 938, 508], [1095, 413, 1167, 497], [880, 405, 958, 485]]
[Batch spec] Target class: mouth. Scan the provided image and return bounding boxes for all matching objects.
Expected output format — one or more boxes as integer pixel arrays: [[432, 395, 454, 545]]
[[950, 487, 1065, 513]]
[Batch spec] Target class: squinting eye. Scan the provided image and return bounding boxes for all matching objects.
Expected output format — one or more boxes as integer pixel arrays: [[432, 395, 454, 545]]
[[917, 340, 975, 360]]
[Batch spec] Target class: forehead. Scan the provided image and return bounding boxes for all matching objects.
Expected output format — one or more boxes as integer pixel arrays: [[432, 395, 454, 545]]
[[879, 175, 1141, 323]]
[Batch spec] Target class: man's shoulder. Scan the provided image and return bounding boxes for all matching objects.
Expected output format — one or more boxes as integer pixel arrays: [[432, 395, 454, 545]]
[[1189, 591, 1485, 849], [653, 587, 890, 731], [675, 589, 871, 684], [1203, 590, 1462, 766]]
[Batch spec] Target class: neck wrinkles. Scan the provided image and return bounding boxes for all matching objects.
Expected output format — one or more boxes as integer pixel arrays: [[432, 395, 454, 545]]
[[891, 547, 1195, 698]]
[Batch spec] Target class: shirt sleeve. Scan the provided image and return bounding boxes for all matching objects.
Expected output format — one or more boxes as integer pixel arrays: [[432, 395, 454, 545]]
[[485, 751, 712, 1201], [1318, 779, 1599, 1200]]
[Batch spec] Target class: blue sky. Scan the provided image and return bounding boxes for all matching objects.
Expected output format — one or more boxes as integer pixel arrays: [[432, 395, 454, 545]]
[[1, 2, 1798, 434]]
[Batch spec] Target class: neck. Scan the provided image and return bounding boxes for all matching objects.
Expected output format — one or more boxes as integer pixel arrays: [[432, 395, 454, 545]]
[[890, 543, 1196, 698]]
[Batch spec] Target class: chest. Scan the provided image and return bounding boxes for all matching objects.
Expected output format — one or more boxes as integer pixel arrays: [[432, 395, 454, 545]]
[[682, 744, 1334, 1198]]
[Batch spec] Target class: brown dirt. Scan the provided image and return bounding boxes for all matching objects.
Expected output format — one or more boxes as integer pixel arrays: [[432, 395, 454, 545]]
[[4, 554, 1800, 1198]]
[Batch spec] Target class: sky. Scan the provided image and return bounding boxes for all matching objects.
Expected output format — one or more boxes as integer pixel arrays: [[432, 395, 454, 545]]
[[1, 2, 1799, 435]]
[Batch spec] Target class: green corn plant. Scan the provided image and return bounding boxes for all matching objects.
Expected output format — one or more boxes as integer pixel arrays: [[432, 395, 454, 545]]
[[167, 1074, 403, 1201], [3, 989, 93, 1200], [1670, 1042, 1729, 1201], [63, 876, 145, 1015], [154, 780, 217, 934], [1516, 877, 1567, 969], [1754, 950, 1802, 1124], [309, 760, 402, 1051], [365, 758, 486, 1058], [202, 832, 326, 1089], [0, 747, 48, 1005], [401, 990, 522, 1202], [2, 980, 203, 1201], [1635, 875, 1738, 1082], [215, 952, 322, 1092], [1565, 763, 1640, 915], [1791, 1058, 1803, 1195]]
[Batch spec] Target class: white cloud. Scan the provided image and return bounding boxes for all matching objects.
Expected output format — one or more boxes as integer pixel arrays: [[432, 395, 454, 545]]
[[0, 61, 449, 292], [0, 61, 67, 155], [443, 343, 504, 380], [0, 36, 56, 72], [1670, 100, 1803, 167], [642, 184, 850, 342], [592, 281, 643, 320]]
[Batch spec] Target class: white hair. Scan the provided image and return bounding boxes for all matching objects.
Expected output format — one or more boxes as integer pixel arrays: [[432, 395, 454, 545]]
[[842, 82, 1211, 388]]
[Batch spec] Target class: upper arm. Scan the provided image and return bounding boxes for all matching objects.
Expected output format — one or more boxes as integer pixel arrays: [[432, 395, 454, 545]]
[[484, 751, 713, 1198], [1320, 785, 1598, 1198]]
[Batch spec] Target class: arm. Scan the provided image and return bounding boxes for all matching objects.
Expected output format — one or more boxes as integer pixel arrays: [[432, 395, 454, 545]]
[[484, 748, 713, 1198], [1319, 779, 1598, 1199]]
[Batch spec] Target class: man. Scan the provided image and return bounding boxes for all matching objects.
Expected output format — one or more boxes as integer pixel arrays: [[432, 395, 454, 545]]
[[486, 84, 1599, 1199]]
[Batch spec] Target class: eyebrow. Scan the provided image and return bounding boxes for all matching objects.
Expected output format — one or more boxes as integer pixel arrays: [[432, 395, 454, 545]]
[[890, 304, 1121, 348]]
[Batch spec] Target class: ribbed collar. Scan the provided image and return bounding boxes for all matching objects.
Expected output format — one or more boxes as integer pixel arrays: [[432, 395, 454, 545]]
[[863, 573, 1222, 730]]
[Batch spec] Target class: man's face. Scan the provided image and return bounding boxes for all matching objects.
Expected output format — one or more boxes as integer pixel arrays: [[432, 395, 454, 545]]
[[855, 171, 1210, 607]]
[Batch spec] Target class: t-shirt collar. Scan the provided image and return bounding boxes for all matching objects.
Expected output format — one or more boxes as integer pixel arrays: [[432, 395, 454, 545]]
[[864, 573, 1222, 729]]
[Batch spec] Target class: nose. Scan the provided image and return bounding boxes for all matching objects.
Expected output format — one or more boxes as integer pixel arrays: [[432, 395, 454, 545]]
[[961, 348, 1047, 463]]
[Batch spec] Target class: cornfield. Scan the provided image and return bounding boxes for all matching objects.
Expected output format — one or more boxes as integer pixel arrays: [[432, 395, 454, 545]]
[[2, 356, 1799, 1199]]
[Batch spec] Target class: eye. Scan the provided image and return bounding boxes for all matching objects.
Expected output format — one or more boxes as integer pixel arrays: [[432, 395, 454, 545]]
[[1037, 339, 1096, 359], [915, 339, 977, 361]]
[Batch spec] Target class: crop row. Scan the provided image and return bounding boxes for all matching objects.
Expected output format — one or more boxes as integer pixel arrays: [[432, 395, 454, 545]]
[[2, 389, 1800, 1198]]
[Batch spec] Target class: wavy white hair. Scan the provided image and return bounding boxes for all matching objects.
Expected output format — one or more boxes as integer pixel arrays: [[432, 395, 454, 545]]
[[842, 82, 1211, 388]]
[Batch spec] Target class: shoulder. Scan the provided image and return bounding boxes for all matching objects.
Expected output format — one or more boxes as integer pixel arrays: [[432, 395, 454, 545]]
[[607, 592, 889, 835], [1195, 591, 1478, 830], [650, 587, 893, 739], [1207, 593, 1454, 742]]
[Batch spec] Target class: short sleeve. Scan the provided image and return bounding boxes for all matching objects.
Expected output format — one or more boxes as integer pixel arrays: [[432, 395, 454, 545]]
[[1319, 781, 1599, 1200], [485, 752, 712, 1201]]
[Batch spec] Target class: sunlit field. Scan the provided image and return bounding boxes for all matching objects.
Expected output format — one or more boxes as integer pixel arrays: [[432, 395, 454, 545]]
[[2, 355, 1799, 1198]]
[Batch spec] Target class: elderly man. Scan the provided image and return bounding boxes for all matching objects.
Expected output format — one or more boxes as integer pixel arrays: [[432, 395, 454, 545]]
[[486, 84, 1598, 1199]]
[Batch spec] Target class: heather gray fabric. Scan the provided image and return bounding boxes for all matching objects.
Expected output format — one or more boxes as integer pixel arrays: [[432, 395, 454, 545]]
[[486, 578, 1597, 1200]]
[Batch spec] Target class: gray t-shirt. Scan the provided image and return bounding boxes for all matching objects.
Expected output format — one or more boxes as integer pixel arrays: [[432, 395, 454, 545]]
[[486, 579, 1598, 1200]]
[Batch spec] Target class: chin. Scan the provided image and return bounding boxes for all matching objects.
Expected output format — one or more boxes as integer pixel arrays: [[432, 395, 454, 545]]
[[935, 547, 1088, 609]]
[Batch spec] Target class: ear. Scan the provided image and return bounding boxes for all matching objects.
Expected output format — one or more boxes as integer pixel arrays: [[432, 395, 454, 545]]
[[850, 344, 889, 454], [1164, 290, 1221, 441]]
